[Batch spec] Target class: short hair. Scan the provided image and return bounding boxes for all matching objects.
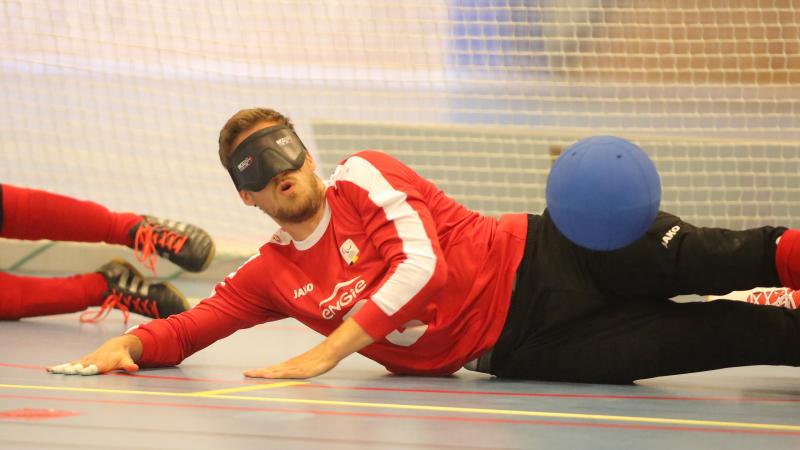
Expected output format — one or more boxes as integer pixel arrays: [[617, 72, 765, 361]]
[[218, 108, 295, 167]]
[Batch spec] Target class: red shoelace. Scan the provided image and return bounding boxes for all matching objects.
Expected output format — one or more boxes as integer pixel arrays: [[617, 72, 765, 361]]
[[133, 222, 189, 274], [79, 291, 161, 324]]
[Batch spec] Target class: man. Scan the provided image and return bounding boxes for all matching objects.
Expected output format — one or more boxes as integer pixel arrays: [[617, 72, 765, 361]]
[[49, 108, 800, 383], [1, 183, 215, 323]]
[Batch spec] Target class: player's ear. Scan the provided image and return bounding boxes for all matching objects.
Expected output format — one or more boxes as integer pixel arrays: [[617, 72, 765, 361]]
[[306, 153, 317, 171], [239, 190, 256, 206]]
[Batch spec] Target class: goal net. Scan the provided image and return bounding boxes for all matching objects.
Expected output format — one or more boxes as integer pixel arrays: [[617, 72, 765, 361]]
[[1, 0, 797, 277]]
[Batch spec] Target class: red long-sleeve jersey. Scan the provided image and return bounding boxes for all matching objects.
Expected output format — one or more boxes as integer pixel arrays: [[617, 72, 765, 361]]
[[130, 151, 527, 375]]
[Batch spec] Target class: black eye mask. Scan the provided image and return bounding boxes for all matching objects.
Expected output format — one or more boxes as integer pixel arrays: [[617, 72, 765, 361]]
[[226, 125, 309, 192]]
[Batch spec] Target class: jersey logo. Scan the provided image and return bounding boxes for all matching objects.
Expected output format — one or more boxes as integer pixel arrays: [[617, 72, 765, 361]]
[[339, 238, 360, 265], [293, 283, 314, 299], [319, 276, 366, 320]]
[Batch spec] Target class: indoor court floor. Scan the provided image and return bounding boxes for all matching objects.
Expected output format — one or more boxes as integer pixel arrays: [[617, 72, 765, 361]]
[[1, 309, 799, 449]]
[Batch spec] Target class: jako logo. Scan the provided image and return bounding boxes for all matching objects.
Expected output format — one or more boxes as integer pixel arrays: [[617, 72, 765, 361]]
[[293, 283, 314, 299], [237, 155, 254, 172], [319, 276, 366, 320], [661, 225, 681, 248], [276, 136, 292, 146]]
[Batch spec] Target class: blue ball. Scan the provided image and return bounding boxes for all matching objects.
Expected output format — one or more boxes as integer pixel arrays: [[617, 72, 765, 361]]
[[546, 136, 661, 251]]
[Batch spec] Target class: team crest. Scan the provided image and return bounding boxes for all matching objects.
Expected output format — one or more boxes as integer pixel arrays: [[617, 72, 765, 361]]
[[339, 239, 360, 265]]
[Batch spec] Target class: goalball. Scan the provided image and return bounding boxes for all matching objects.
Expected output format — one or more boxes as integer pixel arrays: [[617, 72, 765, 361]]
[[545, 136, 662, 251]]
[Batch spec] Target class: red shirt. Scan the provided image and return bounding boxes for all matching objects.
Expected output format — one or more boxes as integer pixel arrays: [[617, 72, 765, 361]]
[[130, 151, 527, 375]]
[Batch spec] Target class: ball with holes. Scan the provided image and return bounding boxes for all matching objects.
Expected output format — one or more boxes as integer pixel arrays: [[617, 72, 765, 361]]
[[545, 136, 661, 251]]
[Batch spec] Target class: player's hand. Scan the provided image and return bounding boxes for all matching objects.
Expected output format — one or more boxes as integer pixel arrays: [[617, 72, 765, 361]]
[[48, 334, 143, 376], [244, 317, 374, 379], [243, 346, 339, 379]]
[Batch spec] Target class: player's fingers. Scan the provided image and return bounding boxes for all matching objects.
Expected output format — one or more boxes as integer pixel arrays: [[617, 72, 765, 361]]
[[49, 360, 105, 376], [243, 368, 265, 378], [76, 364, 99, 376], [243, 366, 280, 378], [244, 366, 305, 379], [61, 363, 87, 375], [120, 354, 139, 373]]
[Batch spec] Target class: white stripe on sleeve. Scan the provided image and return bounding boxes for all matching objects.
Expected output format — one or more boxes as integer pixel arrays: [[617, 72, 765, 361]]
[[335, 156, 436, 316]]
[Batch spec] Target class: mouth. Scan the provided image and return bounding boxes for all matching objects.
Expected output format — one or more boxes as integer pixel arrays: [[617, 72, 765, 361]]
[[278, 179, 295, 194]]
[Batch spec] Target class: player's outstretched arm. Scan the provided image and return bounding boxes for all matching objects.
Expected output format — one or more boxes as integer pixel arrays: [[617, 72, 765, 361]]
[[244, 318, 374, 379], [48, 334, 143, 376]]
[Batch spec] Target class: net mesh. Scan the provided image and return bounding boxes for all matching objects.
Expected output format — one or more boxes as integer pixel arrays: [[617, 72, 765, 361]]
[[1, 0, 798, 260]]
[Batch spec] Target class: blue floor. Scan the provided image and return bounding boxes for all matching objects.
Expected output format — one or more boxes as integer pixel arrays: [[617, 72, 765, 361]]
[[1, 310, 799, 450]]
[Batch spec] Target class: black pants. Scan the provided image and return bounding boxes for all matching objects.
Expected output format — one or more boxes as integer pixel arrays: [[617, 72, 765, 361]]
[[489, 211, 800, 384]]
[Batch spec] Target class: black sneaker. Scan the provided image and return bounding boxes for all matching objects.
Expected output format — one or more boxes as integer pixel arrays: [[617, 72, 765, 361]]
[[80, 259, 190, 324], [129, 215, 216, 273]]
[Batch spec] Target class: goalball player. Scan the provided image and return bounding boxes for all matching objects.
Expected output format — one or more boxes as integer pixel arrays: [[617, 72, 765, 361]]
[[49, 108, 800, 383]]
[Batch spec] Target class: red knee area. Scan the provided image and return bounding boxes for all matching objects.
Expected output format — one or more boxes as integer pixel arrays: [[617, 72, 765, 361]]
[[776, 229, 800, 289]]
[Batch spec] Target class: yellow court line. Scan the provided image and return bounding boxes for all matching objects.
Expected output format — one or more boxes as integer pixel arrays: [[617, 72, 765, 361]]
[[1, 383, 798, 432], [187, 381, 308, 396], [205, 393, 800, 432]]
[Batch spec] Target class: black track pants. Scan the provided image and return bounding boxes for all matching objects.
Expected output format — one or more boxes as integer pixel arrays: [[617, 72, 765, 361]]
[[489, 211, 799, 384]]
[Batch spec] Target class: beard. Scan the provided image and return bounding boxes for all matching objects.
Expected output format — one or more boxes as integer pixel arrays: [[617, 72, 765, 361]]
[[260, 172, 324, 224]]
